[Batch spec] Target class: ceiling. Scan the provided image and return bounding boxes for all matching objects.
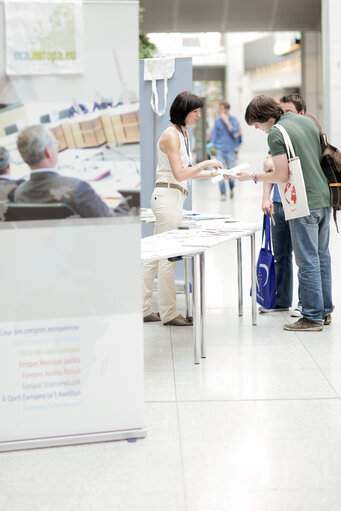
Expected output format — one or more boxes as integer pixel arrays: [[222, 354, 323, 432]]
[[140, 0, 321, 33]]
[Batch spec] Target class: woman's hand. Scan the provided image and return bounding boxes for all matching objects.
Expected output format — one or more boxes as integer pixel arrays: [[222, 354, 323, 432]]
[[208, 158, 223, 169], [198, 158, 224, 177]]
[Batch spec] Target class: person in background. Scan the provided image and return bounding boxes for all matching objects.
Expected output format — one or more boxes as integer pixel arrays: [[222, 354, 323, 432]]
[[13, 125, 128, 218], [0, 146, 24, 201], [259, 93, 306, 316], [143, 91, 224, 327], [209, 101, 241, 200], [236, 95, 333, 332]]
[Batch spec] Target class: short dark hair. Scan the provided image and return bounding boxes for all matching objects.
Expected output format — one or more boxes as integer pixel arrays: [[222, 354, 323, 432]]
[[279, 93, 306, 113], [170, 91, 204, 126], [245, 95, 283, 125], [220, 101, 231, 110]]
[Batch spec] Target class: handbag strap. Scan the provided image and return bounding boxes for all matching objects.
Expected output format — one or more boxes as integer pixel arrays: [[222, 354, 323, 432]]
[[305, 113, 329, 150], [273, 124, 297, 160], [262, 214, 272, 252]]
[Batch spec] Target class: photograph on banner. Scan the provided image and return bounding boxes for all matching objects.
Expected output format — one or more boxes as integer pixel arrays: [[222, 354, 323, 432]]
[[0, 0, 140, 222], [0, 99, 140, 221]]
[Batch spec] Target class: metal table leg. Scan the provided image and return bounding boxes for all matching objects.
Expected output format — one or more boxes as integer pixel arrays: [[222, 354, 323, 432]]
[[251, 233, 257, 325], [184, 257, 192, 320], [237, 238, 243, 317], [192, 254, 202, 364], [199, 251, 206, 358]]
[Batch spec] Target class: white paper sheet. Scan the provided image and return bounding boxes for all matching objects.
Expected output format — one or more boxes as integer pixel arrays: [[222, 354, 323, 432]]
[[211, 162, 250, 183]]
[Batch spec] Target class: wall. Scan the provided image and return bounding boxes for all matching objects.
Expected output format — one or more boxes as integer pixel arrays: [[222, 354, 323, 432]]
[[322, 0, 341, 146], [301, 31, 323, 120]]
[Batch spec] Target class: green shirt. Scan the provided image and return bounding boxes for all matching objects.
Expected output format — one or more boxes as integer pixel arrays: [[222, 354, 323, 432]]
[[268, 112, 330, 210]]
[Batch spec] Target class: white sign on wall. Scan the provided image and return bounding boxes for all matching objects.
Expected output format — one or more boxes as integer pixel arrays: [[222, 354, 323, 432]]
[[4, 0, 84, 75]]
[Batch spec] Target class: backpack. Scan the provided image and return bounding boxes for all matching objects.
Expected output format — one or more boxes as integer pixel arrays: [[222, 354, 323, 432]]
[[306, 114, 341, 231]]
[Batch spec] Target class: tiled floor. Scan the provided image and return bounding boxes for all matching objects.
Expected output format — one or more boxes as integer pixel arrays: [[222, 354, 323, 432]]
[[1, 165, 340, 510]]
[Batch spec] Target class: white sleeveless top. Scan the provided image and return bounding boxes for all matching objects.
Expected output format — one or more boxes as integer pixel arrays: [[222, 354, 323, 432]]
[[155, 126, 191, 189]]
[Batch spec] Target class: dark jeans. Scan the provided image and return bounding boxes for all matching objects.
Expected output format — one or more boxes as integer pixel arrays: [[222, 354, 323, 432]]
[[271, 202, 293, 307]]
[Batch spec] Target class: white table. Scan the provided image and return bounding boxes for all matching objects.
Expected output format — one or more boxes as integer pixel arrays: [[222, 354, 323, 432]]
[[141, 219, 261, 364]]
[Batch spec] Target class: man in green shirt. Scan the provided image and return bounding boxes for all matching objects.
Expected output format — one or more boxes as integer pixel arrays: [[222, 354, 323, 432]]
[[236, 95, 333, 331]]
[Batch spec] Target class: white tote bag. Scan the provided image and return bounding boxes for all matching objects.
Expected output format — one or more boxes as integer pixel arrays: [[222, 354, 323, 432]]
[[274, 124, 310, 220], [144, 58, 175, 117]]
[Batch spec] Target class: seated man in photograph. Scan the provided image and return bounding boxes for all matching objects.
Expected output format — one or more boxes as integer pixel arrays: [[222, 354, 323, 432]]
[[13, 125, 129, 218], [0, 146, 24, 200]]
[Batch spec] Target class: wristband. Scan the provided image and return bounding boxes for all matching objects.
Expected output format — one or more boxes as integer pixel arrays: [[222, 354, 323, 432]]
[[252, 173, 258, 184]]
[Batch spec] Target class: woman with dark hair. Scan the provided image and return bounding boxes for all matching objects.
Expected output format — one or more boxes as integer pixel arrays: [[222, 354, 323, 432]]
[[143, 90, 223, 327]]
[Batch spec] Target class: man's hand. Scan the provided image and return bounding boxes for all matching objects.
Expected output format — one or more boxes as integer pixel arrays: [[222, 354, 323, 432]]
[[220, 111, 229, 123], [235, 171, 252, 181], [262, 196, 274, 216], [263, 154, 274, 173], [220, 112, 232, 131]]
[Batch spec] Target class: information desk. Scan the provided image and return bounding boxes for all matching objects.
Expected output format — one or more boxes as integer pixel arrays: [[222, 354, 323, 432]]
[[141, 219, 261, 364]]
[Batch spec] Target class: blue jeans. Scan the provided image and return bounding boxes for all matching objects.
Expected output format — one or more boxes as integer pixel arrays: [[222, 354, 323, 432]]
[[271, 202, 293, 307], [216, 149, 235, 195], [289, 207, 334, 323]]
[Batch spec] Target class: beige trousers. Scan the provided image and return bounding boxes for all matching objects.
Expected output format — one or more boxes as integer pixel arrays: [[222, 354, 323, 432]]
[[143, 186, 185, 323]]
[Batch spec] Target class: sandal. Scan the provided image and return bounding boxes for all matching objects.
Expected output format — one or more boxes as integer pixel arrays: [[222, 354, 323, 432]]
[[164, 314, 193, 326], [143, 312, 161, 323]]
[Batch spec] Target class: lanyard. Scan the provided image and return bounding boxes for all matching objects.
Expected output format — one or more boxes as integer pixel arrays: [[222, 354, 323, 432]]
[[180, 128, 192, 166]]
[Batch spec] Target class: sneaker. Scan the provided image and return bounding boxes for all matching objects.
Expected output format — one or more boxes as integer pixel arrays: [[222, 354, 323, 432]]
[[230, 189, 234, 199], [220, 194, 226, 201], [324, 314, 332, 325], [290, 305, 302, 317], [284, 317, 323, 332], [259, 305, 289, 313]]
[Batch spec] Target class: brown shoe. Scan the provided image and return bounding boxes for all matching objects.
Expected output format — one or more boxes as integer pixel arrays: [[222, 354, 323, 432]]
[[284, 317, 323, 332], [143, 312, 161, 323], [324, 314, 332, 325], [164, 314, 193, 326]]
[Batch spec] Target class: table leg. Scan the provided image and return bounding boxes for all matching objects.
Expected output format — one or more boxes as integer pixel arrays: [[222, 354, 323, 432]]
[[199, 252, 206, 358], [184, 258, 191, 320], [251, 233, 257, 325], [192, 254, 202, 364], [237, 238, 243, 316]]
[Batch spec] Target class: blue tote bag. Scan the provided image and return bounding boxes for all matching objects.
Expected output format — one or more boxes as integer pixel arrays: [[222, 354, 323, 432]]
[[255, 214, 276, 309]]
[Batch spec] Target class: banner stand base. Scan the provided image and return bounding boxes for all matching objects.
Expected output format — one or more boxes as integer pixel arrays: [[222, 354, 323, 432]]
[[0, 428, 147, 453]]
